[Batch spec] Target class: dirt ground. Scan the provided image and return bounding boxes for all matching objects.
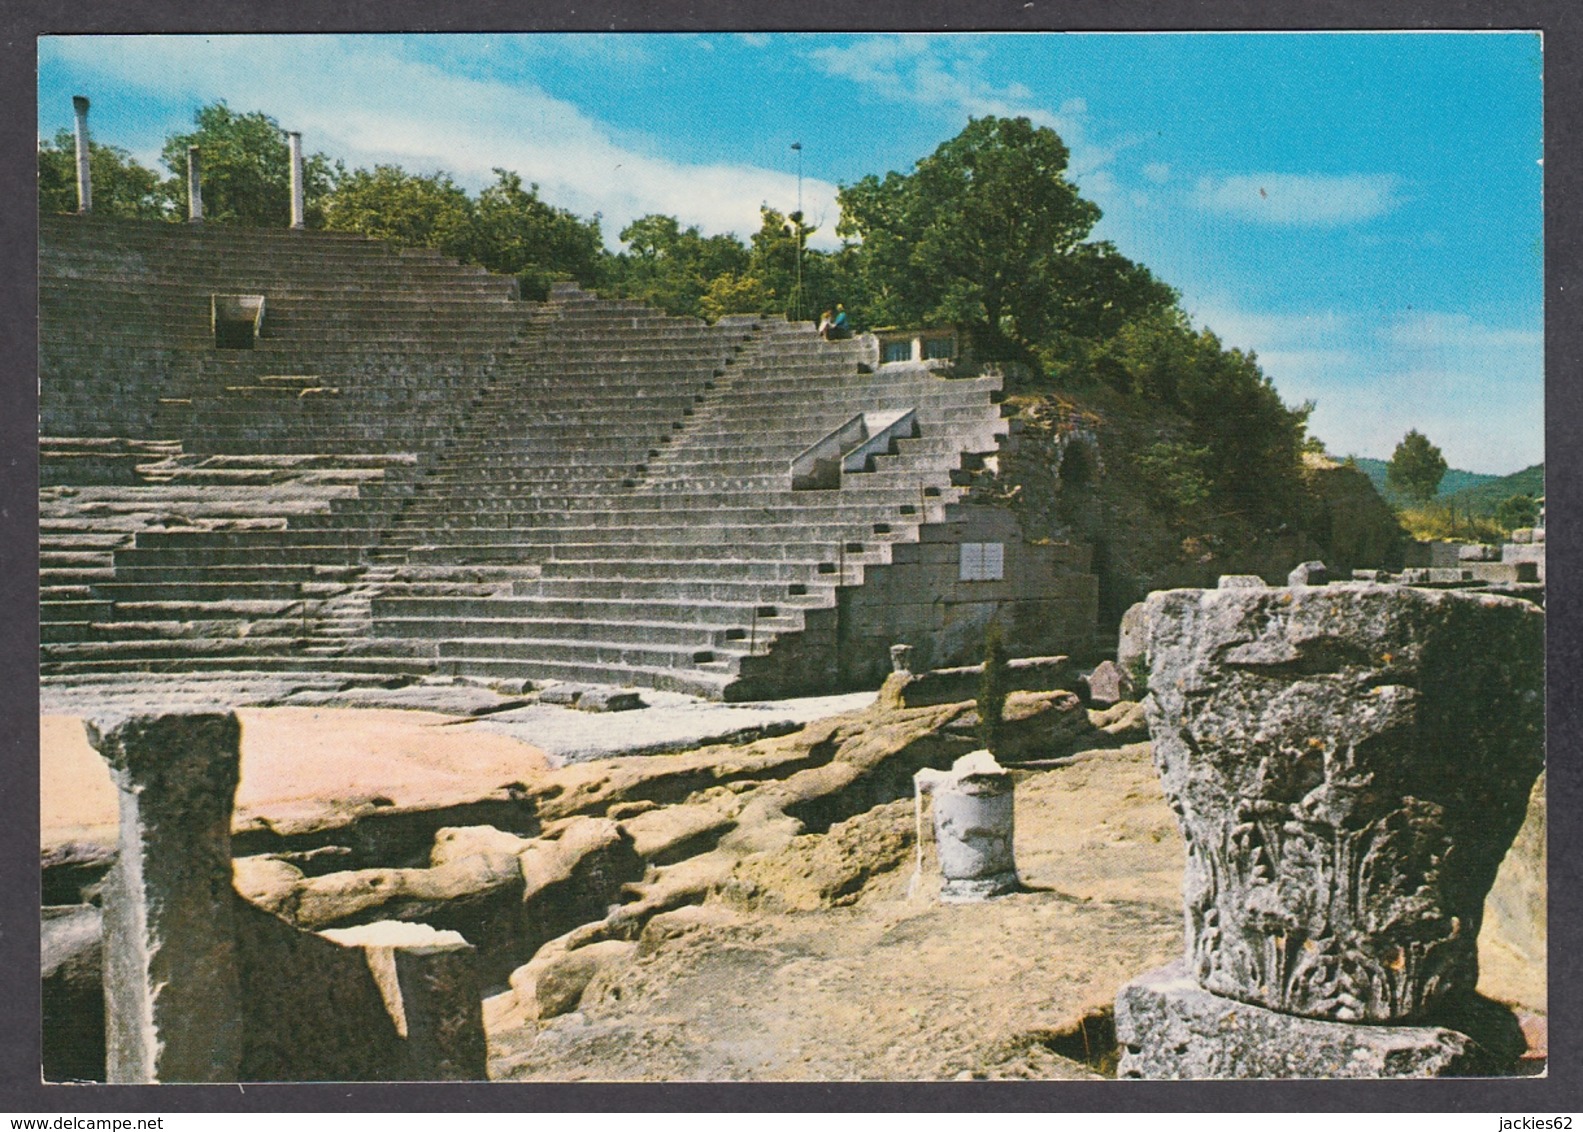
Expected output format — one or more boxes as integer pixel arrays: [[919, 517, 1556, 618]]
[[41, 706, 552, 851], [485, 744, 1183, 1081], [41, 697, 1546, 1082]]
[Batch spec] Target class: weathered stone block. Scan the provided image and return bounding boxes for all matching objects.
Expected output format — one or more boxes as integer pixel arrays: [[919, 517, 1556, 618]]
[[879, 655, 1073, 708], [1116, 962, 1516, 1078], [87, 711, 245, 1083], [576, 687, 644, 712], [1081, 659, 1127, 706], [1140, 584, 1543, 1022], [42, 904, 105, 1082], [317, 921, 486, 1079], [1287, 560, 1328, 586]]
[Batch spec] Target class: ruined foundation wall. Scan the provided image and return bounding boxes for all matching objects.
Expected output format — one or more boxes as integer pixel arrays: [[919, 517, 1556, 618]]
[[839, 504, 1098, 683], [86, 710, 487, 1083]]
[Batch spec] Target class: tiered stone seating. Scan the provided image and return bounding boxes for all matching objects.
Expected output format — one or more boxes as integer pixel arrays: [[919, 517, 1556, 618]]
[[39, 216, 545, 676], [40, 217, 1043, 697], [39, 449, 420, 675], [371, 316, 1016, 698]]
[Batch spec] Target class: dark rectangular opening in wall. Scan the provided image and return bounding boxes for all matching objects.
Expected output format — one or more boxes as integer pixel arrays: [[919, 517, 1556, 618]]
[[212, 294, 265, 350]]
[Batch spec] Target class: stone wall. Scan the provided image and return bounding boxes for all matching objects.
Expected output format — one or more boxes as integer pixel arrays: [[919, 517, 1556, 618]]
[[838, 504, 1098, 683], [84, 709, 487, 1083]]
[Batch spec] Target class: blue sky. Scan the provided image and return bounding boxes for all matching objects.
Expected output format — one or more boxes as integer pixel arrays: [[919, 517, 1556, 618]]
[[38, 32, 1543, 474]]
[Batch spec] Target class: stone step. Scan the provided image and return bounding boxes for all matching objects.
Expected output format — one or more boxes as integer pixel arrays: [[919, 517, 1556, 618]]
[[438, 654, 735, 700], [380, 613, 797, 656], [90, 580, 318, 602], [434, 634, 760, 674], [115, 544, 368, 567], [374, 593, 807, 631]]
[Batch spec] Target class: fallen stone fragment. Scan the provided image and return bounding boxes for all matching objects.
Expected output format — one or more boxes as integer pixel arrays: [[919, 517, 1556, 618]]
[[878, 655, 1073, 709], [1080, 659, 1127, 706], [575, 687, 645, 713], [1286, 560, 1328, 586], [538, 684, 587, 706], [1087, 700, 1147, 741]]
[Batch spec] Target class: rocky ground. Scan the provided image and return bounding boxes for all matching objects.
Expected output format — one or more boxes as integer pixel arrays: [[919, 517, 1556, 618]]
[[41, 673, 1546, 1082], [485, 742, 1182, 1081]]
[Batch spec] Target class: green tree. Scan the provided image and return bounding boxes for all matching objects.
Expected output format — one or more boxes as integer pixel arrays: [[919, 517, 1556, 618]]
[[608, 213, 751, 319], [38, 131, 165, 218], [322, 165, 475, 254], [746, 206, 820, 320], [160, 102, 339, 227], [1090, 311, 1312, 522], [837, 116, 1175, 358], [1493, 494, 1539, 532], [699, 270, 776, 321], [470, 169, 605, 300], [977, 620, 1010, 754], [1386, 430, 1449, 503]]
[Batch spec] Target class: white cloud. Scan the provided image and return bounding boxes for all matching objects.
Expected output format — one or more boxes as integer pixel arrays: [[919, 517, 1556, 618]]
[[802, 35, 1115, 181], [45, 35, 841, 249], [1193, 173, 1402, 226], [1142, 161, 1171, 184], [1382, 311, 1541, 351], [1183, 298, 1541, 473]]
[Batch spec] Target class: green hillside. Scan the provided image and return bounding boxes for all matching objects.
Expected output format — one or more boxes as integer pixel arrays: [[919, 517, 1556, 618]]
[[1347, 456, 1543, 523], [1350, 456, 1501, 505], [1441, 463, 1544, 514]]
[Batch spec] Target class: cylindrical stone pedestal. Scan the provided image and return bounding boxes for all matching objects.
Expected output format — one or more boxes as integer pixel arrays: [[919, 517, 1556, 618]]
[[916, 750, 1018, 902]]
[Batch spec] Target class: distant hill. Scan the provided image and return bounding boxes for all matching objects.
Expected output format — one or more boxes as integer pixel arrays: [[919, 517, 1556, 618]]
[[1442, 463, 1544, 514], [1347, 457, 1542, 514], [1349, 457, 1501, 504]]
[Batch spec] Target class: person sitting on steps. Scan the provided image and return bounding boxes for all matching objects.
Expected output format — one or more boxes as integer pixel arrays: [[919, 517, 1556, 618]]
[[830, 304, 851, 340], [818, 310, 835, 340]]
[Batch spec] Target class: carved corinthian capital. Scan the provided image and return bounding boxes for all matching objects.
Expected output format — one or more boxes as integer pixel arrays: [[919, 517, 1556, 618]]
[[1140, 584, 1543, 1023]]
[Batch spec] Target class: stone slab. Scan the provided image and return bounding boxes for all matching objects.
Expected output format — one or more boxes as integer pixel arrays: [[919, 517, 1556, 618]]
[[881, 655, 1073, 708], [1115, 962, 1515, 1079]]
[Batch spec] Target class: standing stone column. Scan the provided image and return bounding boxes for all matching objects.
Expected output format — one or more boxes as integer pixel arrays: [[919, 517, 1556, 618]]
[[72, 96, 92, 214], [87, 712, 244, 1083], [287, 131, 305, 229], [1115, 583, 1543, 1077], [186, 146, 204, 223]]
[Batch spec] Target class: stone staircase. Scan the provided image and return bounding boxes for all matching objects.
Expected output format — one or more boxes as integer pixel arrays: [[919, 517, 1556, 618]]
[[40, 217, 1073, 697], [369, 310, 1017, 698]]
